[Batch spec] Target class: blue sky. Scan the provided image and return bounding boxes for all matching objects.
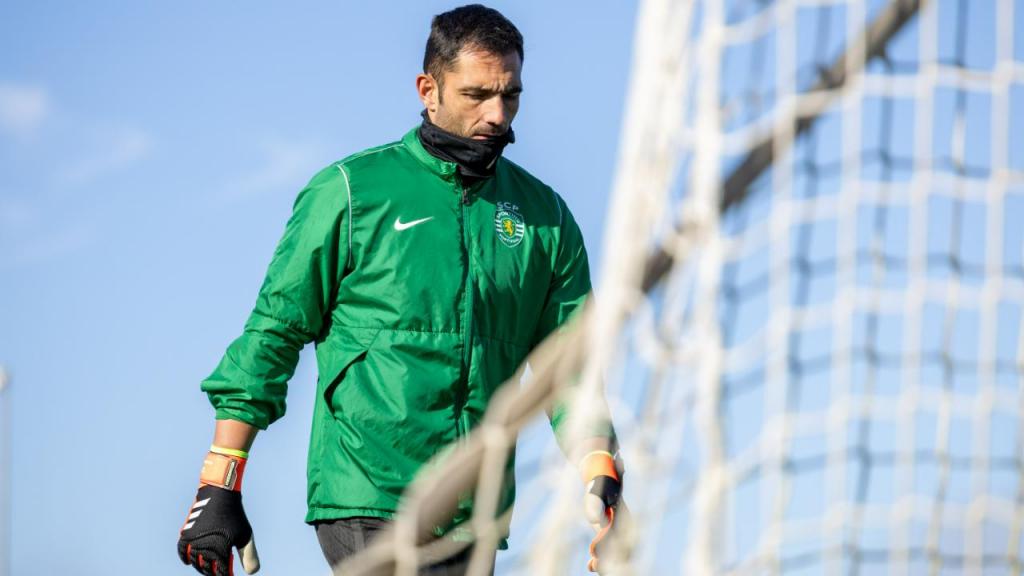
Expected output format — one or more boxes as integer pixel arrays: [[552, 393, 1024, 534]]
[[0, 2, 638, 575], [5, 1, 1022, 575]]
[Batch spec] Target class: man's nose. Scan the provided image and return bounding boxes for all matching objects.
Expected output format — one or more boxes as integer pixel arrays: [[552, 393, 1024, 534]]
[[482, 96, 508, 128]]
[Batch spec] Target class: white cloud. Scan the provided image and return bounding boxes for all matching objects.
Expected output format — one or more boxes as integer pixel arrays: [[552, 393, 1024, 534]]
[[0, 83, 49, 136], [58, 126, 154, 187], [213, 138, 330, 207]]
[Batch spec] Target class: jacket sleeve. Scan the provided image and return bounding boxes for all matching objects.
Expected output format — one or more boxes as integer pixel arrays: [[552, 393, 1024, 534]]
[[531, 195, 616, 445], [201, 164, 350, 430]]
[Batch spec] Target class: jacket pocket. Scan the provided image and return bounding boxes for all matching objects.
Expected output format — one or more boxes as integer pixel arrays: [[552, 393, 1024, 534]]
[[317, 327, 382, 417]]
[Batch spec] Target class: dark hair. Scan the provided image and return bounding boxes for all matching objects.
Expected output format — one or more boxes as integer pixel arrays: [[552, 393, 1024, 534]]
[[423, 4, 524, 87]]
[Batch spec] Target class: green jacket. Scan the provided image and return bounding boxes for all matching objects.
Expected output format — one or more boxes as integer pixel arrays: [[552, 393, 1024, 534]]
[[202, 127, 598, 541]]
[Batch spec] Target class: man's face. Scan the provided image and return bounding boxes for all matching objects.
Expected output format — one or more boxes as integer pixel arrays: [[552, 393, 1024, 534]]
[[419, 48, 523, 140]]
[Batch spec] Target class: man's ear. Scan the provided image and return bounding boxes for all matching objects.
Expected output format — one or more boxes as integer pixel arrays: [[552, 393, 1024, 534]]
[[416, 73, 439, 114]]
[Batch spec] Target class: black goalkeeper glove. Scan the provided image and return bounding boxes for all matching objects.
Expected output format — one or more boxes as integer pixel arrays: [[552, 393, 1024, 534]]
[[178, 448, 260, 576]]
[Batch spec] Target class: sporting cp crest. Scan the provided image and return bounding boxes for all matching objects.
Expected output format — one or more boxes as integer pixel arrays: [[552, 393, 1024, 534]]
[[494, 201, 525, 248]]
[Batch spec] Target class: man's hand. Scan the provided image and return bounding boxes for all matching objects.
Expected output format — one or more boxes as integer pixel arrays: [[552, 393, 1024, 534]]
[[178, 448, 261, 576]]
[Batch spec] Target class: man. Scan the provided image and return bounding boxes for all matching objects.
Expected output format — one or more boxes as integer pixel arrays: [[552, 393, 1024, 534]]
[[177, 5, 622, 575]]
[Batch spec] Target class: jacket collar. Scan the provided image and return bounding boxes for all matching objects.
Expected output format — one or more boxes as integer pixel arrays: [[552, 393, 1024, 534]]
[[402, 127, 458, 180]]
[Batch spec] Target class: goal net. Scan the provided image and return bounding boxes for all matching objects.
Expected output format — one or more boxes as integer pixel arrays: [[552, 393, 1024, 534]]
[[340, 0, 1024, 574]]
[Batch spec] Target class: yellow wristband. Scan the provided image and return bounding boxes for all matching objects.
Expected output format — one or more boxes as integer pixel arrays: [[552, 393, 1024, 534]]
[[578, 450, 614, 467], [209, 444, 249, 459]]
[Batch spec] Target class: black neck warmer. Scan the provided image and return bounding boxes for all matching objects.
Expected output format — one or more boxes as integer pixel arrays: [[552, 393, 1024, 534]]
[[418, 110, 515, 179]]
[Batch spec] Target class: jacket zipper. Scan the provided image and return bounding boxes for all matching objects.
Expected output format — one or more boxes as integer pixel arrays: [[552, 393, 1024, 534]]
[[455, 175, 474, 439]]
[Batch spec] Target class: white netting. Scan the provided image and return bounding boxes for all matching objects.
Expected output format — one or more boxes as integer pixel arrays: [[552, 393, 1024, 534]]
[[339, 0, 1024, 574]]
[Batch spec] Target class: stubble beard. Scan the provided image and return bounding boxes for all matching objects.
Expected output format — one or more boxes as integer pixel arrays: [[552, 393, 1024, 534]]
[[431, 106, 474, 139]]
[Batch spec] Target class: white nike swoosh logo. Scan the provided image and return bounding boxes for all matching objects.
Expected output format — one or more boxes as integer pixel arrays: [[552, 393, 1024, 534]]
[[394, 216, 434, 231]]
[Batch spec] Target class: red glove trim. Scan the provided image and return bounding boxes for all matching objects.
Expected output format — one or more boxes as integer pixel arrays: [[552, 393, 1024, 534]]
[[588, 506, 615, 573]]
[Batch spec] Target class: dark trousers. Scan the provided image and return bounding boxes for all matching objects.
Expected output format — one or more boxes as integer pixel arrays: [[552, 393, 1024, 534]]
[[315, 517, 495, 576]]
